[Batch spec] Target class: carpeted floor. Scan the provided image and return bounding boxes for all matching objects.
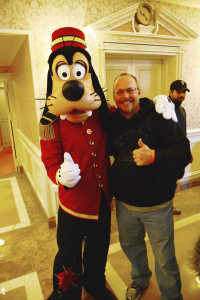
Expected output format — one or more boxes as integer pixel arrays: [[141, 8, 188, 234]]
[[0, 147, 15, 177]]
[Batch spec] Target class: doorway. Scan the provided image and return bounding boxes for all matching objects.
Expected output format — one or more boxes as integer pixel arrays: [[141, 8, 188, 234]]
[[0, 78, 16, 176], [0, 29, 37, 178]]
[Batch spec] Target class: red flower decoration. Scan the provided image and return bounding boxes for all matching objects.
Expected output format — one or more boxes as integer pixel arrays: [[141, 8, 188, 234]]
[[56, 267, 78, 292]]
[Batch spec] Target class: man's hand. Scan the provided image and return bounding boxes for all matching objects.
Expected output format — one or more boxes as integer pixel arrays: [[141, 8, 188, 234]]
[[153, 95, 177, 122], [57, 152, 81, 188], [132, 138, 155, 166]]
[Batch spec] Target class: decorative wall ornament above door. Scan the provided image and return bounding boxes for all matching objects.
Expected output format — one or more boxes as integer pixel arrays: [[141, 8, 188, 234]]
[[133, 2, 158, 34], [87, 2, 198, 41]]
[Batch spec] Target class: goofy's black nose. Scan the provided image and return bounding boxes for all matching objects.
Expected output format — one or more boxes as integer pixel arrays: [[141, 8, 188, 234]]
[[62, 80, 84, 101]]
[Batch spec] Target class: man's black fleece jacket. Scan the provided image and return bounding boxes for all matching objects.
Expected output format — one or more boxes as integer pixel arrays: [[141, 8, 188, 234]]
[[108, 98, 192, 207]]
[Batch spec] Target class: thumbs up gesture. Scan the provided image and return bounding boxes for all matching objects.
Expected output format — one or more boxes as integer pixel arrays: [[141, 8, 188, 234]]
[[57, 152, 81, 188], [132, 138, 155, 166]]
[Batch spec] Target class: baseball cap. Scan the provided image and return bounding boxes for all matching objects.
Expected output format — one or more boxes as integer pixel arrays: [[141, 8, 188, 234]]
[[170, 80, 190, 92]]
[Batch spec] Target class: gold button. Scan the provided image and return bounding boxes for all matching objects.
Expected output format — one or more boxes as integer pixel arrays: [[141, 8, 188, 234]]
[[87, 129, 93, 134], [91, 152, 97, 157], [93, 163, 98, 168], [89, 140, 95, 146], [97, 174, 102, 179], [99, 183, 104, 188]]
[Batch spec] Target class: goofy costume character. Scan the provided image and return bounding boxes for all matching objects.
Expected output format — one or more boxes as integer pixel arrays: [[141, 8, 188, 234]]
[[40, 27, 117, 300]]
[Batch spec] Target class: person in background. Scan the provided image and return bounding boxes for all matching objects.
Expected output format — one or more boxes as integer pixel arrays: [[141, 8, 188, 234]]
[[108, 73, 192, 300], [169, 80, 189, 135], [154, 79, 190, 215]]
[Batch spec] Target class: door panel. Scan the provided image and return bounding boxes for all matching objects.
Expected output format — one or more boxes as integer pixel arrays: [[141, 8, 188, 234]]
[[106, 67, 127, 105], [105, 54, 163, 104], [136, 63, 162, 99]]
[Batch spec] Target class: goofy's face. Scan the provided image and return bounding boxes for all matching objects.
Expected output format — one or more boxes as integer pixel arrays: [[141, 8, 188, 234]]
[[46, 51, 101, 123]]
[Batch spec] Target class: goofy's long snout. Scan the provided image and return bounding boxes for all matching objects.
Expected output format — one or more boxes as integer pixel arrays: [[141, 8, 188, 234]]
[[62, 80, 84, 101]]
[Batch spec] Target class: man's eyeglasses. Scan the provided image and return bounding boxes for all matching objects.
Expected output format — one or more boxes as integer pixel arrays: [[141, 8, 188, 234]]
[[116, 88, 138, 96]]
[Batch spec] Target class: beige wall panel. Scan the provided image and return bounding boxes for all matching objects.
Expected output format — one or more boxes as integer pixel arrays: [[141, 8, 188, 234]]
[[112, 22, 133, 33], [10, 38, 39, 148], [182, 38, 200, 130]]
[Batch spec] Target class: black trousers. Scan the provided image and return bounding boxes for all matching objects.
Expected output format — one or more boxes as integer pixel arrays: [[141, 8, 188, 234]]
[[52, 191, 111, 299]]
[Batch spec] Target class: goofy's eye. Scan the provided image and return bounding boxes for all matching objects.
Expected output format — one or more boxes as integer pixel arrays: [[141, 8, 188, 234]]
[[56, 64, 70, 80], [72, 63, 86, 80]]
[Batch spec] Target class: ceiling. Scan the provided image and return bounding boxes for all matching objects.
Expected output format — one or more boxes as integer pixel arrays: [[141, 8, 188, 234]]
[[0, 34, 26, 66], [0, 33, 26, 87]]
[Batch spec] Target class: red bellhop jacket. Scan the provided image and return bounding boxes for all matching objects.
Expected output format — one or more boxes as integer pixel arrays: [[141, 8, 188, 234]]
[[40, 112, 111, 220]]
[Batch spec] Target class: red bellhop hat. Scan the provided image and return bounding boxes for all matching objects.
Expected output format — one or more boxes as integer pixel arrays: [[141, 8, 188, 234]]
[[51, 27, 87, 52]]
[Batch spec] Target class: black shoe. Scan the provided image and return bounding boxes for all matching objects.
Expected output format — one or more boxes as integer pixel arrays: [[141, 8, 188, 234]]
[[95, 287, 118, 300], [47, 287, 82, 300], [126, 282, 148, 300], [84, 287, 117, 300], [47, 290, 65, 300]]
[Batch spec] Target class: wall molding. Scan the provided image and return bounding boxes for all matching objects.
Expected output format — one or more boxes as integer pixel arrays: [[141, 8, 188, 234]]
[[88, 4, 198, 40], [17, 128, 41, 161], [187, 128, 200, 143], [16, 129, 58, 218], [180, 128, 200, 185]]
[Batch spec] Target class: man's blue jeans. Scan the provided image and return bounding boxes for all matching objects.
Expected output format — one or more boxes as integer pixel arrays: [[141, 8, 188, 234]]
[[116, 200, 183, 300]]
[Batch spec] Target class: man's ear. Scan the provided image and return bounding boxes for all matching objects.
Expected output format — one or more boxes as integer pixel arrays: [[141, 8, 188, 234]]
[[137, 88, 141, 96]]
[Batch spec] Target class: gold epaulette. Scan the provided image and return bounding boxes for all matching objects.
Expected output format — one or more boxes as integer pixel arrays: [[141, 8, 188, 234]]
[[39, 123, 56, 140]]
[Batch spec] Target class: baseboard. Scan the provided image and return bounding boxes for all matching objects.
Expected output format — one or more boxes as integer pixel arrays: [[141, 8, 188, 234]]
[[177, 176, 200, 191], [22, 168, 50, 219]]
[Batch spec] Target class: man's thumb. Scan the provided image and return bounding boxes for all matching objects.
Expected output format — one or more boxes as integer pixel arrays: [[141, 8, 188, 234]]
[[138, 138, 146, 148]]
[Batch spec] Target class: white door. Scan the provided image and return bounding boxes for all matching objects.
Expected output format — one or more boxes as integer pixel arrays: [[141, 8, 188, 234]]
[[105, 54, 164, 104], [135, 59, 163, 99], [106, 67, 128, 106]]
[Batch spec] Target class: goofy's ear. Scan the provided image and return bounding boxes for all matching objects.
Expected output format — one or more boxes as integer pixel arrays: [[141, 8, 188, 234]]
[[39, 70, 57, 140], [40, 69, 56, 126], [90, 67, 109, 129], [46, 70, 52, 99], [91, 67, 103, 99]]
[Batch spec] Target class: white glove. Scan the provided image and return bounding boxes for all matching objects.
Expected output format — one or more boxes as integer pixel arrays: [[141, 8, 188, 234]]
[[57, 152, 81, 188], [153, 95, 177, 122]]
